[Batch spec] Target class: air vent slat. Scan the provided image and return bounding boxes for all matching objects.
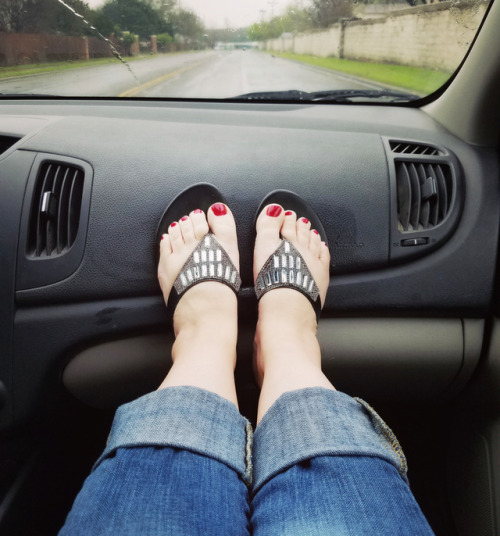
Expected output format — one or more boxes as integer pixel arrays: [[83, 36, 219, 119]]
[[416, 164, 430, 229], [47, 165, 65, 256], [27, 162, 84, 258], [56, 167, 71, 254], [435, 165, 449, 219], [418, 164, 437, 229], [67, 169, 83, 246], [396, 162, 412, 231], [395, 160, 454, 233], [425, 165, 439, 227], [408, 163, 421, 230], [35, 164, 53, 256]]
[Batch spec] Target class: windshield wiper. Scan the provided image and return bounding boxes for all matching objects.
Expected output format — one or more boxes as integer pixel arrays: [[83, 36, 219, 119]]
[[230, 89, 420, 103]]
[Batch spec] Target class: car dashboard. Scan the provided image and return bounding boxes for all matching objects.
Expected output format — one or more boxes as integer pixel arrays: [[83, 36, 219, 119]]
[[0, 98, 499, 535]]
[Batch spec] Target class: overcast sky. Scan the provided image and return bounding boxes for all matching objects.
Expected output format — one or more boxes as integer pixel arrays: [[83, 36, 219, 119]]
[[85, 0, 292, 28]]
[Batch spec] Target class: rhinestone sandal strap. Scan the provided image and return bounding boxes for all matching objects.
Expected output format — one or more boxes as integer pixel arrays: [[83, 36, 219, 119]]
[[173, 232, 241, 297], [255, 241, 320, 315]]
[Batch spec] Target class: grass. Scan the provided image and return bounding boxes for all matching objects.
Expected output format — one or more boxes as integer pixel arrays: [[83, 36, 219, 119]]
[[0, 55, 146, 80], [270, 52, 451, 96], [0, 50, 451, 95]]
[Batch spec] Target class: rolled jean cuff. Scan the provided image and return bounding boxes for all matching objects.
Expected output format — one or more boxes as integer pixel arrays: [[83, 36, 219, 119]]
[[94, 386, 253, 485], [252, 387, 408, 493]]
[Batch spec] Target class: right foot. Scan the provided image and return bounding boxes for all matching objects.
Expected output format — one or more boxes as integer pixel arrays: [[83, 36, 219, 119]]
[[253, 204, 331, 388], [158, 202, 239, 343], [156, 203, 240, 403]]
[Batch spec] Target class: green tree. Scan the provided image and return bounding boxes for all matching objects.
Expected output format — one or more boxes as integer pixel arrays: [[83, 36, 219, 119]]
[[169, 9, 205, 43], [0, 0, 94, 35], [88, 9, 116, 38], [247, 18, 284, 41], [309, 0, 353, 28], [101, 0, 169, 39], [280, 3, 313, 33], [247, 2, 315, 41]]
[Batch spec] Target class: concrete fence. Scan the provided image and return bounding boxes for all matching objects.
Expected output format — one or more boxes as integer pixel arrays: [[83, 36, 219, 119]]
[[264, 0, 487, 72]]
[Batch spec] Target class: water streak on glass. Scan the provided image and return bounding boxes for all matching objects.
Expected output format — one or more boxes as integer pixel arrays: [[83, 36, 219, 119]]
[[54, 0, 142, 86]]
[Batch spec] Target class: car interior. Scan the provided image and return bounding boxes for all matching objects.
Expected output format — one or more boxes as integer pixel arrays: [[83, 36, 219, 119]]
[[1, 0, 500, 534]]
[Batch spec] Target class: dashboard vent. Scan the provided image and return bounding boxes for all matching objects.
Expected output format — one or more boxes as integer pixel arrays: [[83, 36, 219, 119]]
[[390, 141, 443, 156], [396, 161, 453, 231], [27, 162, 84, 257]]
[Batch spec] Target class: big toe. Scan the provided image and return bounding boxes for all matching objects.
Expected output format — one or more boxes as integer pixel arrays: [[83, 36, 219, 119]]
[[207, 202, 240, 270], [254, 204, 285, 278]]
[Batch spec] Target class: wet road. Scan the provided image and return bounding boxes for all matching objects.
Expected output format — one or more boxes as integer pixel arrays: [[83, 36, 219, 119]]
[[0, 49, 381, 98]]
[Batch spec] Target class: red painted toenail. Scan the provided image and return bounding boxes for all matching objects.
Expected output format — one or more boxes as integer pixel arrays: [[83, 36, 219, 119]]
[[313, 229, 319, 235], [161, 236, 164, 240], [301, 218, 309, 224], [211, 203, 227, 216], [194, 209, 203, 214], [285, 210, 293, 216], [267, 204, 282, 217], [181, 216, 189, 222], [170, 222, 177, 228]]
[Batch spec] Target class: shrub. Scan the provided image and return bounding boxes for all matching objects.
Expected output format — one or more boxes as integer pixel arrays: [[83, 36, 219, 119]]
[[157, 32, 172, 51]]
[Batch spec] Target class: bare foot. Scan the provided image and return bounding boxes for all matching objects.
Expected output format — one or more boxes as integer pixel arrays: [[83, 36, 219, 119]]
[[253, 204, 330, 308], [158, 202, 239, 335], [253, 203, 333, 423], [156, 203, 240, 405]]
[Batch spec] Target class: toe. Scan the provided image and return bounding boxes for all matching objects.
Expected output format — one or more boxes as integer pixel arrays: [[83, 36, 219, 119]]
[[158, 233, 172, 296], [191, 209, 209, 240], [256, 204, 285, 238], [160, 232, 172, 255], [168, 221, 183, 252], [320, 241, 331, 265], [179, 214, 196, 245], [254, 204, 285, 278], [296, 217, 311, 247], [281, 210, 297, 241], [207, 203, 235, 233], [207, 203, 238, 241], [207, 203, 239, 269], [309, 229, 322, 258]]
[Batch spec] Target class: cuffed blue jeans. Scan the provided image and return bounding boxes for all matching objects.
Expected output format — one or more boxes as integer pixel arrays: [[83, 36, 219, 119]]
[[59, 387, 435, 535]]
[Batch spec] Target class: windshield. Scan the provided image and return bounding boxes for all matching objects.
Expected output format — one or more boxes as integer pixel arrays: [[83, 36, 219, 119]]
[[0, 0, 492, 102]]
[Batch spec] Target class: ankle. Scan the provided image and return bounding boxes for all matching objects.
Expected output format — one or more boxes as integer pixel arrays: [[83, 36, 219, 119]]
[[258, 289, 318, 334], [172, 282, 237, 335], [255, 291, 322, 381]]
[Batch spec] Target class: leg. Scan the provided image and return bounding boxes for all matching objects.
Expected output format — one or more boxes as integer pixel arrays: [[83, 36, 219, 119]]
[[59, 204, 250, 536], [251, 203, 434, 535], [253, 205, 333, 424], [157, 203, 240, 406]]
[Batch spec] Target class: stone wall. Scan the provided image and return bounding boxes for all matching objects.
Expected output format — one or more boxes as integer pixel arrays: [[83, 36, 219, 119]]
[[295, 25, 343, 57], [264, 1, 488, 72]]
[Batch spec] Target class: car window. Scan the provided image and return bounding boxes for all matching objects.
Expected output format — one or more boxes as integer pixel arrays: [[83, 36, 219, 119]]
[[0, 0, 493, 102]]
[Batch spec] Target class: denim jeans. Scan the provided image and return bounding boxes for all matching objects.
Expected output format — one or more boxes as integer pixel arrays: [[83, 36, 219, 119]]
[[59, 387, 435, 535]]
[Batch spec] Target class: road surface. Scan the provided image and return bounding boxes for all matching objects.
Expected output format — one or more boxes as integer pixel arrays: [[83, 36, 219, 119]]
[[0, 49, 382, 99]]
